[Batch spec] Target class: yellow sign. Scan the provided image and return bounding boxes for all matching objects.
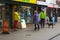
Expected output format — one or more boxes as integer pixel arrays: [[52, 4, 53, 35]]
[[12, 0, 36, 4], [30, 0, 36, 4]]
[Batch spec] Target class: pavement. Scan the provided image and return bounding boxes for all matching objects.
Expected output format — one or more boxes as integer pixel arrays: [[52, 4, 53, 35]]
[[0, 17, 60, 40]]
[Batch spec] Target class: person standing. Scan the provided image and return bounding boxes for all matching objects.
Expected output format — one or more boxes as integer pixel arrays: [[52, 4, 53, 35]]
[[13, 9, 20, 31], [33, 10, 40, 30], [46, 15, 49, 24], [40, 10, 46, 28], [52, 16, 55, 25], [18, 8, 21, 29]]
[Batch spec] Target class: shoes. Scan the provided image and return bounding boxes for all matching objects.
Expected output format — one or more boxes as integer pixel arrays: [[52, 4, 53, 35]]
[[34, 28, 37, 31], [34, 28, 40, 31]]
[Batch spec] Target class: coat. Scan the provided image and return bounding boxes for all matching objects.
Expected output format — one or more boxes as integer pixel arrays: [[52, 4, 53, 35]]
[[14, 12, 20, 20], [40, 11, 46, 19], [33, 13, 39, 24]]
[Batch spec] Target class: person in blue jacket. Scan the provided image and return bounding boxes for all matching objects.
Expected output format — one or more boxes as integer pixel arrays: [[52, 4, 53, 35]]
[[52, 16, 55, 25]]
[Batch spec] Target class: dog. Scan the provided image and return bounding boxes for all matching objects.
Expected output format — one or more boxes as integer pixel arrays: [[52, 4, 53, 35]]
[[47, 22, 54, 28]]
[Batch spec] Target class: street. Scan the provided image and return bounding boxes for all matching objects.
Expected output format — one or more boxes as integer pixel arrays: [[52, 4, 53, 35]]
[[0, 18, 60, 40]]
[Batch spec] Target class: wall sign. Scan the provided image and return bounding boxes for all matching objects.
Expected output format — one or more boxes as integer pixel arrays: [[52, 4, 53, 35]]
[[12, 0, 36, 4]]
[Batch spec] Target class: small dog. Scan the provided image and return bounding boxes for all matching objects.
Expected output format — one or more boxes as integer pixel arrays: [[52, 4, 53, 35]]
[[47, 22, 53, 28]]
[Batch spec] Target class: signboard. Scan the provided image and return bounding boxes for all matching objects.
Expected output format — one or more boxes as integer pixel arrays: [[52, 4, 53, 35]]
[[3, 20, 9, 34], [12, 0, 36, 4], [30, 0, 36, 4], [13, 0, 30, 3], [37, 1, 49, 6], [20, 19, 26, 28]]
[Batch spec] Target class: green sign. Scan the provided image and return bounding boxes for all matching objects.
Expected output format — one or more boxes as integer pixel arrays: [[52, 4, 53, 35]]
[[23, 0, 30, 3], [12, 0, 30, 3], [12, 0, 36, 4]]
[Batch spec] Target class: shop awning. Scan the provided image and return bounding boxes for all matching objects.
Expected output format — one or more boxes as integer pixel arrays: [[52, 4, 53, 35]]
[[48, 4, 58, 8]]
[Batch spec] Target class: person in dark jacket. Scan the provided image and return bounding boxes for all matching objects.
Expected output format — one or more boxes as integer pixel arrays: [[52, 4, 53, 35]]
[[33, 10, 40, 30]]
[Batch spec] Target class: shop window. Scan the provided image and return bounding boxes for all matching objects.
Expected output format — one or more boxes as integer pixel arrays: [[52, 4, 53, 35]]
[[19, 6, 34, 24]]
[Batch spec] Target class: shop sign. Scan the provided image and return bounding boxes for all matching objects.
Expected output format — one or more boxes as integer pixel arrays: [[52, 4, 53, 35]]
[[30, 0, 36, 4], [37, 1, 49, 6], [12, 0, 36, 4]]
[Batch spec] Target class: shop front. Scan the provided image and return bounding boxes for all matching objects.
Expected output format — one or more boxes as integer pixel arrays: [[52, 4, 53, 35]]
[[0, 0, 47, 29], [0, 4, 13, 29], [0, 4, 5, 28]]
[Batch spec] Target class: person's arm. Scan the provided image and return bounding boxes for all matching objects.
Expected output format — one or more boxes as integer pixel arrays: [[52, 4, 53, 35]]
[[40, 12, 42, 18], [44, 12, 46, 19]]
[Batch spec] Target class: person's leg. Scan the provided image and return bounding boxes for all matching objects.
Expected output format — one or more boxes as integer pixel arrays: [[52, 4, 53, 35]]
[[16, 21, 18, 29], [14, 20, 18, 31], [56, 17, 57, 22], [37, 24, 40, 30], [43, 19, 45, 28], [52, 23, 53, 28], [34, 24, 37, 30], [14, 21, 17, 31], [40, 19, 43, 28], [55, 17, 57, 23], [48, 24, 50, 28]]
